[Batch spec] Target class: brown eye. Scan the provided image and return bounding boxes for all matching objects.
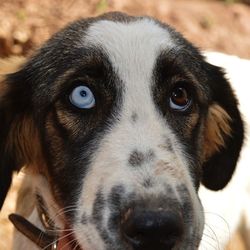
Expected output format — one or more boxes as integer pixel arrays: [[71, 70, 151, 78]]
[[169, 86, 192, 111]]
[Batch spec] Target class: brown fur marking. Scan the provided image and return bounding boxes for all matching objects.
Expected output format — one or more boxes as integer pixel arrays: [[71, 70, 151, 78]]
[[203, 104, 232, 160], [155, 160, 183, 179], [184, 113, 200, 137], [1, 57, 47, 175], [6, 117, 45, 173]]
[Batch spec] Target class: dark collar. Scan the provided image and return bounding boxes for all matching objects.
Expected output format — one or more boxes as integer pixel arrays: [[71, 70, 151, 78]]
[[9, 194, 59, 249]]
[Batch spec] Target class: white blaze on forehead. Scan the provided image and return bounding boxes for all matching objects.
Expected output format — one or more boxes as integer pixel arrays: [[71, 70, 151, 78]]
[[80, 19, 193, 200], [84, 18, 173, 85], [78, 18, 195, 210], [74, 19, 203, 249], [84, 18, 174, 123], [83, 18, 178, 156]]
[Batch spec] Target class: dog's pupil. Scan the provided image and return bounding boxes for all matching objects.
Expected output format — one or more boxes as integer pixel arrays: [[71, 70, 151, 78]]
[[80, 90, 87, 97], [172, 87, 188, 105]]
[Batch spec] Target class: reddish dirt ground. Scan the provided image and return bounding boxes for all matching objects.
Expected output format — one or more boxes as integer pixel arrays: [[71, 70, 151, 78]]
[[0, 0, 250, 59]]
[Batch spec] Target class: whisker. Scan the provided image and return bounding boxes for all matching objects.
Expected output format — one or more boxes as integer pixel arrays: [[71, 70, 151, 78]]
[[200, 236, 218, 250], [73, 240, 81, 250], [204, 210, 232, 249], [42, 231, 74, 250], [203, 223, 220, 249], [61, 236, 78, 250], [39, 204, 80, 229], [204, 211, 230, 232], [46, 228, 74, 233]]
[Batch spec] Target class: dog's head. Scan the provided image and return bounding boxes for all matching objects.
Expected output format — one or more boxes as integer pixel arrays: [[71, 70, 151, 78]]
[[0, 12, 244, 250]]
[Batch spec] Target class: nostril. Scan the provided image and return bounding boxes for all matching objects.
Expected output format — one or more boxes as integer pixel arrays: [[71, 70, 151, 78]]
[[121, 209, 183, 250]]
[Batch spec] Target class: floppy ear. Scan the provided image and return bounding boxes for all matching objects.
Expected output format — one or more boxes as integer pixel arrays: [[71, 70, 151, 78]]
[[201, 63, 244, 190], [0, 57, 38, 209]]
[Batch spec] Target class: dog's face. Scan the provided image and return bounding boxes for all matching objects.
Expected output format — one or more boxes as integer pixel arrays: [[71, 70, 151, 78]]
[[0, 12, 244, 250]]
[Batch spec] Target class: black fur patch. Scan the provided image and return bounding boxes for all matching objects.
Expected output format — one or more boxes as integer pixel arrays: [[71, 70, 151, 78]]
[[143, 178, 154, 188], [164, 137, 174, 152], [108, 185, 125, 212], [92, 189, 113, 245], [128, 149, 155, 167], [131, 112, 138, 123], [176, 184, 193, 225], [92, 190, 105, 224], [128, 150, 145, 167], [81, 213, 88, 225]]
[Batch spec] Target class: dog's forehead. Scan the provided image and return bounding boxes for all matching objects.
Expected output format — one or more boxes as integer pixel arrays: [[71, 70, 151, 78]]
[[83, 18, 174, 82], [28, 13, 202, 107], [85, 18, 173, 51]]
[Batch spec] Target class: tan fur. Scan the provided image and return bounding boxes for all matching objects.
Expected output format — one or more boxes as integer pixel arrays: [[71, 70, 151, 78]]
[[55, 105, 81, 136], [45, 112, 65, 157], [184, 113, 199, 137], [0, 57, 27, 250], [203, 104, 232, 160], [155, 160, 184, 179], [225, 231, 246, 250], [0, 174, 24, 250], [15, 174, 35, 217], [0, 57, 46, 175], [6, 117, 46, 175], [235, 213, 250, 250]]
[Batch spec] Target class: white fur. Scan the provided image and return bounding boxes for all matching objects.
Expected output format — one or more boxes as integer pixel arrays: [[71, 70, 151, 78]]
[[199, 52, 250, 250], [72, 19, 204, 249]]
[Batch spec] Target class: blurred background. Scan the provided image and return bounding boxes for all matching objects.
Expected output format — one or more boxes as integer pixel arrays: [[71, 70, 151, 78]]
[[0, 0, 250, 59], [0, 0, 250, 249]]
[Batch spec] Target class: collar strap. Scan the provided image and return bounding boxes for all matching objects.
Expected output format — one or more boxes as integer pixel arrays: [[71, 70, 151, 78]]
[[9, 213, 58, 249], [9, 194, 81, 249], [9, 194, 59, 249]]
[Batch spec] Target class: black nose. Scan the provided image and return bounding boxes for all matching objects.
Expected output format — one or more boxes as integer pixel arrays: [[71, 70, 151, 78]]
[[121, 208, 184, 250]]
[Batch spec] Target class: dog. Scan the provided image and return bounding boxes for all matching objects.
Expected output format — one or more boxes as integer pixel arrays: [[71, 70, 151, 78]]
[[0, 12, 244, 250]]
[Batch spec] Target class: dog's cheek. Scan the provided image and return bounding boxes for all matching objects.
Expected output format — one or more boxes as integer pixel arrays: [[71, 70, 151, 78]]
[[41, 111, 92, 216], [42, 112, 74, 206]]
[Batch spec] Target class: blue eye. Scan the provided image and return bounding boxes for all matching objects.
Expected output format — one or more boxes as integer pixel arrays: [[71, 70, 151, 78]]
[[69, 86, 95, 109]]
